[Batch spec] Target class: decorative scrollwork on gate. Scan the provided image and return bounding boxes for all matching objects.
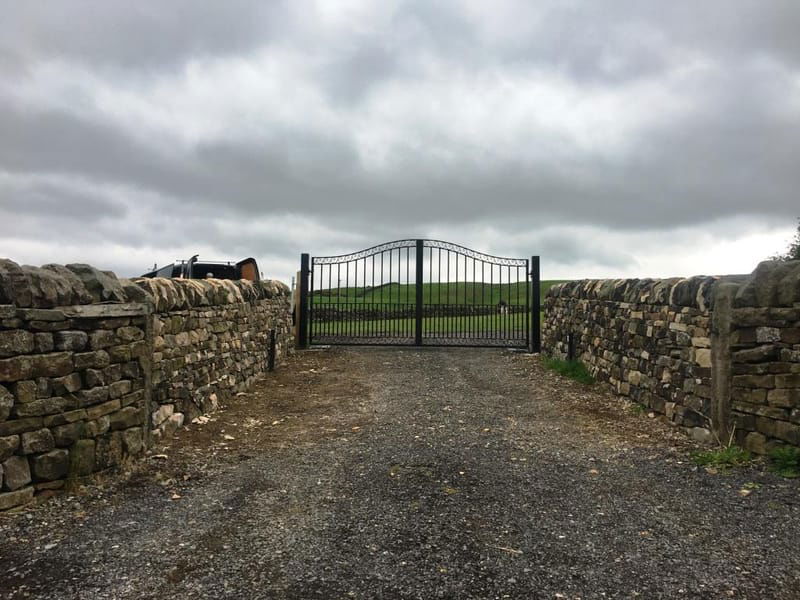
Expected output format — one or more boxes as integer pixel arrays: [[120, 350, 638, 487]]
[[313, 239, 528, 267], [312, 239, 417, 264], [423, 240, 528, 267]]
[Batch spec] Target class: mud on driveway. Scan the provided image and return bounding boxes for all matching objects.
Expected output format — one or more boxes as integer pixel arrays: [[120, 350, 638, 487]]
[[2, 347, 800, 599]]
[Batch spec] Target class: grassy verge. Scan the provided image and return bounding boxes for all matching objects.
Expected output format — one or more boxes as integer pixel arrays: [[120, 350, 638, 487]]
[[769, 446, 800, 478], [628, 402, 648, 415], [690, 445, 752, 469], [542, 357, 594, 384], [690, 443, 800, 478]]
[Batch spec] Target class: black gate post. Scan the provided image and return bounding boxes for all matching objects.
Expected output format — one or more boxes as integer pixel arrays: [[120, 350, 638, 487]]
[[415, 239, 424, 346], [268, 329, 277, 371], [531, 255, 541, 353], [298, 253, 310, 349]]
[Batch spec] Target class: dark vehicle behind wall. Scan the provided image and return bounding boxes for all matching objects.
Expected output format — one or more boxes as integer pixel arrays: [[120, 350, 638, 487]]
[[141, 255, 260, 281]]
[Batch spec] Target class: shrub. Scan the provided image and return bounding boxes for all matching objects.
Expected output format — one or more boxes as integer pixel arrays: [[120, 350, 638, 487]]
[[770, 217, 800, 261]]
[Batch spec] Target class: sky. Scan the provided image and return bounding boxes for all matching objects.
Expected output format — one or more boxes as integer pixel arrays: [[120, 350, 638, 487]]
[[1, 0, 798, 284]]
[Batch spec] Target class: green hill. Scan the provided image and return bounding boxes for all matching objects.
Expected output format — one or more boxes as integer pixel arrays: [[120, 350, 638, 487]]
[[311, 280, 567, 306]]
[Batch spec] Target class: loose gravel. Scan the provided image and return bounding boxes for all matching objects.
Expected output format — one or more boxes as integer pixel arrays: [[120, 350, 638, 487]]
[[2, 347, 800, 599]]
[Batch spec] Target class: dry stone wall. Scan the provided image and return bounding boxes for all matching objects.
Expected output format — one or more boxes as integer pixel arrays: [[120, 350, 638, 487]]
[[543, 276, 725, 441], [727, 261, 800, 453], [0, 288, 150, 509], [544, 261, 800, 453], [0, 259, 292, 511], [134, 277, 292, 439]]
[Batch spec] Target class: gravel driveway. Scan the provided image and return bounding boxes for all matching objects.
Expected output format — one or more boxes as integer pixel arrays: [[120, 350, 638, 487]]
[[2, 347, 800, 599]]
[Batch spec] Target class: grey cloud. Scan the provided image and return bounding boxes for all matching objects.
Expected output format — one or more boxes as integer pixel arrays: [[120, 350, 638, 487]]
[[504, 1, 800, 78], [5, 1, 800, 78], [0, 99, 365, 218], [637, 1, 800, 68], [0, 46, 28, 78], [2, 96, 797, 239], [396, 1, 480, 58], [0, 177, 126, 222], [517, 233, 636, 271], [390, 1, 800, 84], [1, 1, 799, 281], [0, 103, 185, 194], [317, 41, 405, 105], [2, 1, 288, 69]]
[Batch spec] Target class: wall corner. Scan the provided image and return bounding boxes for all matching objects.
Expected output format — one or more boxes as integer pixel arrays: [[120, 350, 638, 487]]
[[710, 282, 738, 443]]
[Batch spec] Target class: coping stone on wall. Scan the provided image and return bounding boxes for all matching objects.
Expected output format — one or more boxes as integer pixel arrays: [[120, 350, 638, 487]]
[[0, 258, 291, 310], [117, 279, 153, 304], [0, 260, 96, 308], [734, 260, 800, 308], [0, 259, 135, 308], [131, 277, 289, 313], [36, 265, 95, 306], [64, 264, 128, 304], [547, 276, 722, 310]]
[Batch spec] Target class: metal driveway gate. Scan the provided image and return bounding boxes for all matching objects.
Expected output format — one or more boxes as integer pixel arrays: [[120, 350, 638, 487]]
[[298, 239, 540, 351]]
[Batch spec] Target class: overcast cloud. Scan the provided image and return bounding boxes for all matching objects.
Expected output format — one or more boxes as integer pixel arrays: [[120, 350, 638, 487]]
[[1, 0, 798, 283]]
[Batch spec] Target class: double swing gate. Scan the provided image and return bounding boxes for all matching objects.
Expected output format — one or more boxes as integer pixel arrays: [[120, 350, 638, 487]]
[[297, 239, 540, 351]]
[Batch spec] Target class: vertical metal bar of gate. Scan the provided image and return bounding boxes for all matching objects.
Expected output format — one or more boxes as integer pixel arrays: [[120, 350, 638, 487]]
[[415, 239, 424, 346], [525, 261, 530, 351], [309, 259, 315, 343], [298, 253, 310, 349], [531, 255, 541, 353]]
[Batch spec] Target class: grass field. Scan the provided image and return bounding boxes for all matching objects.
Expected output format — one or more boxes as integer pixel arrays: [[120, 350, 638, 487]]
[[311, 311, 529, 336], [311, 280, 566, 306], [309, 280, 561, 338]]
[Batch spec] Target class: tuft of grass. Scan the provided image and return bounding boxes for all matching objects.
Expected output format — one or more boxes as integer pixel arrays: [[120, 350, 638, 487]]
[[542, 357, 594, 385], [769, 446, 800, 478], [629, 402, 647, 416], [690, 445, 752, 469]]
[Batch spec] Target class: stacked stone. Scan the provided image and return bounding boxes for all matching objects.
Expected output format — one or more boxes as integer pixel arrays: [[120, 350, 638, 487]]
[[133, 277, 293, 439], [543, 276, 731, 440], [0, 305, 148, 511], [729, 260, 800, 453], [0, 258, 293, 511]]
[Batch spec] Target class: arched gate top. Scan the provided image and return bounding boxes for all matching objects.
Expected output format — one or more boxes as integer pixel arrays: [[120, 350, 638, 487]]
[[312, 239, 528, 267]]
